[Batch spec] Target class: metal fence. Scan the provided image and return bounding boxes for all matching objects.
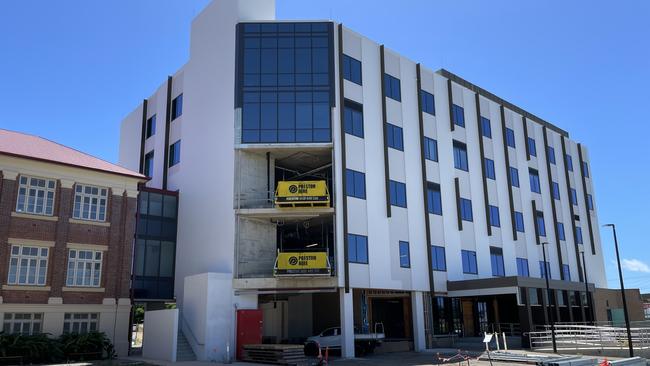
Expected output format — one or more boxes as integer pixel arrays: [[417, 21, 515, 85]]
[[529, 323, 650, 351], [493, 322, 522, 336]]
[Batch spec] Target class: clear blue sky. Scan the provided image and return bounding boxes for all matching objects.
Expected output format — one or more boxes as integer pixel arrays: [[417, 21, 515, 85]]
[[1, 1, 648, 291]]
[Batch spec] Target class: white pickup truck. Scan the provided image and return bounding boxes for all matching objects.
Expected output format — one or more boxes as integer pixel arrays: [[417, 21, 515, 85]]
[[305, 324, 385, 355]]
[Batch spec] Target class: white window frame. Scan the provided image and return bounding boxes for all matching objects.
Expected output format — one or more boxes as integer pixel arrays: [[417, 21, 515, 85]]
[[7, 245, 49, 286], [63, 313, 99, 334], [73, 184, 108, 222], [2, 313, 43, 335], [16, 175, 56, 216], [66, 249, 103, 287]]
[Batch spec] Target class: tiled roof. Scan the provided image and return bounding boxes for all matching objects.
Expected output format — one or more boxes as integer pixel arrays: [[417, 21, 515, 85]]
[[0, 129, 145, 179]]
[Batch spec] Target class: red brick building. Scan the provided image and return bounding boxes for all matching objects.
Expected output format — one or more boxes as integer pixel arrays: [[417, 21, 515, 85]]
[[0, 129, 145, 356]]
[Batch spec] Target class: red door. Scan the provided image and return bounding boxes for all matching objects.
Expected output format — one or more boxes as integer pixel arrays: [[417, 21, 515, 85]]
[[236, 309, 263, 360]]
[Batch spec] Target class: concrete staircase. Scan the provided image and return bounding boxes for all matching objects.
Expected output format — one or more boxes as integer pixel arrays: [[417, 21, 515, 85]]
[[177, 330, 197, 362]]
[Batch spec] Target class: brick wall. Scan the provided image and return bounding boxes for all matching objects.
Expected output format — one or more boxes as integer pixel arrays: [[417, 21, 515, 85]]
[[0, 173, 137, 305]]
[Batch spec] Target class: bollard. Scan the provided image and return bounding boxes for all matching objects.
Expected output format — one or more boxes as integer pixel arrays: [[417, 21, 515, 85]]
[[495, 332, 500, 351], [502, 332, 508, 351]]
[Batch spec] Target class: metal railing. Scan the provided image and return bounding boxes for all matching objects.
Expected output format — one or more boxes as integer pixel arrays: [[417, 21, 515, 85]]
[[235, 190, 275, 209], [493, 322, 522, 336], [529, 323, 650, 351]]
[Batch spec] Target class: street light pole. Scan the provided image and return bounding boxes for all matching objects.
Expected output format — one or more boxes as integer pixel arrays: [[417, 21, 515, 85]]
[[539, 241, 557, 353], [604, 223, 633, 357]]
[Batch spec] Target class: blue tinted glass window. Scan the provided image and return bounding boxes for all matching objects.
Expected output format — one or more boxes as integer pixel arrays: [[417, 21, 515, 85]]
[[516, 258, 529, 277], [587, 194, 594, 210], [144, 151, 154, 178], [168, 140, 181, 167], [389, 180, 407, 208], [345, 169, 366, 199], [421, 90, 435, 115], [506, 128, 516, 148], [344, 100, 364, 138], [582, 162, 589, 177], [452, 104, 465, 127], [453, 141, 468, 171], [343, 54, 362, 85], [563, 264, 571, 281], [514, 211, 525, 233], [557, 222, 566, 241], [424, 137, 438, 162], [576, 226, 584, 244], [238, 22, 332, 143], [431, 246, 446, 271], [510, 167, 520, 187], [386, 123, 404, 151], [134, 191, 178, 300], [384, 74, 401, 101], [481, 117, 491, 138], [348, 234, 368, 264], [490, 247, 505, 277], [462, 250, 478, 274], [536, 211, 546, 237], [146, 115, 156, 138], [565, 154, 573, 171], [489, 205, 500, 227], [460, 198, 473, 222], [399, 241, 410, 268], [529, 168, 541, 193], [548, 146, 556, 164], [171, 94, 183, 120], [552, 182, 561, 200], [527, 137, 537, 157], [539, 261, 551, 279], [427, 183, 442, 215], [570, 188, 578, 205], [485, 158, 496, 180]]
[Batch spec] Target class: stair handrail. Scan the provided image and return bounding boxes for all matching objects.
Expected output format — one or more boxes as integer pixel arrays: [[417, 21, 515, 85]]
[[180, 311, 205, 346]]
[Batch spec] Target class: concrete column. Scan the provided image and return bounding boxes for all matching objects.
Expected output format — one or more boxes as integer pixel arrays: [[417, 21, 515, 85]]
[[411, 291, 426, 351], [339, 288, 355, 358]]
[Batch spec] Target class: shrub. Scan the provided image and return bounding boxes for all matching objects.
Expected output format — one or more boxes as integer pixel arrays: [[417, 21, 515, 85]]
[[0, 331, 115, 363], [0, 332, 63, 364], [59, 331, 116, 360]]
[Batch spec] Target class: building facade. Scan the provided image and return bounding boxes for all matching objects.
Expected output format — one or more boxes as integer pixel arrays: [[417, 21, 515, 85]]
[[0, 129, 145, 356], [594, 288, 645, 324], [118, 0, 607, 360]]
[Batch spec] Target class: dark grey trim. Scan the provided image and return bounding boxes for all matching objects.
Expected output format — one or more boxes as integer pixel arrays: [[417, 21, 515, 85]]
[[520, 288, 533, 333], [475, 93, 491, 236], [437, 69, 569, 137], [500, 106, 517, 240], [447, 275, 595, 292], [162, 76, 172, 190], [234, 23, 243, 108], [522, 116, 531, 161], [577, 144, 596, 255], [531, 199, 540, 245], [416, 64, 435, 295], [540, 283, 549, 324], [337, 24, 350, 293], [138, 99, 148, 174], [543, 127, 565, 280], [561, 137, 584, 282], [447, 79, 454, 131], [379, 45, 391, 218], [455, 177, 462, 231]]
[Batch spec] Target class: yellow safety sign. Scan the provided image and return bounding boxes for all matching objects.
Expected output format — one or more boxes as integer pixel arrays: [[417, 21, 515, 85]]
[[274, 251, 331, 276], [275, 181, 330, 207]]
